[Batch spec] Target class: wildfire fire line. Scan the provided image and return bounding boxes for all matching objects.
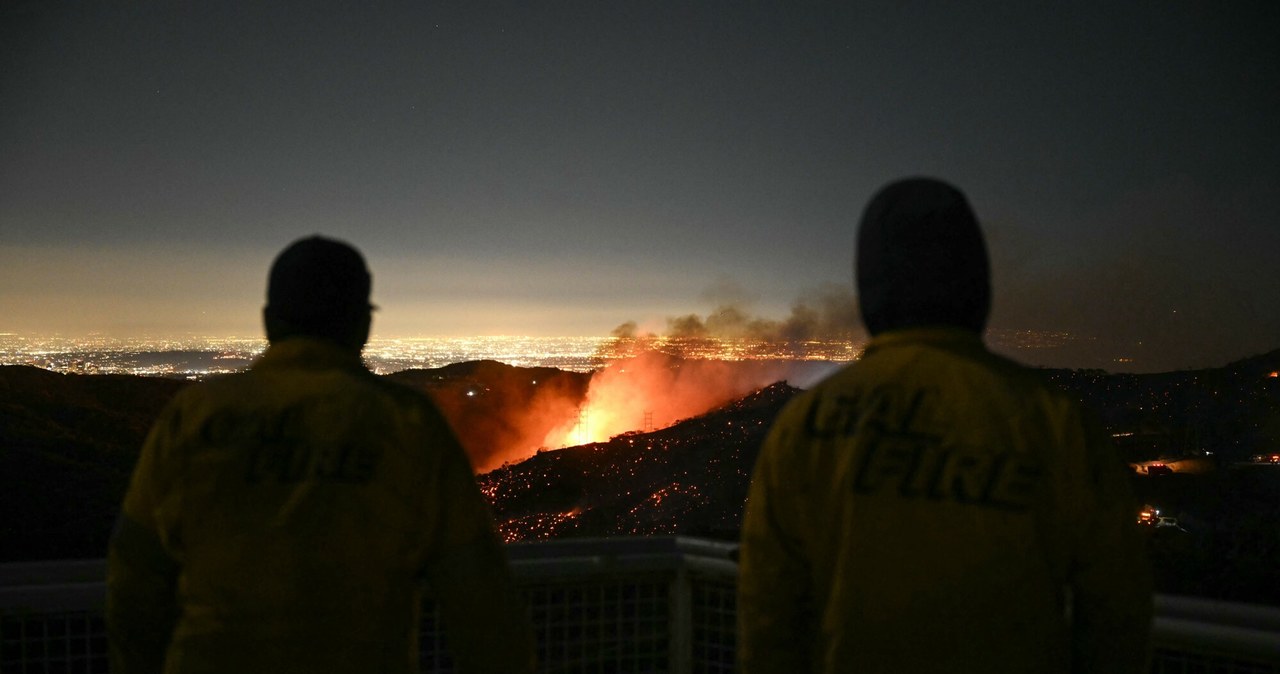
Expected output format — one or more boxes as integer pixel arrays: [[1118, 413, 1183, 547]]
[[477, 382, 800, 544], [540, 351, 814, 450], [434, 349, 842, 472]]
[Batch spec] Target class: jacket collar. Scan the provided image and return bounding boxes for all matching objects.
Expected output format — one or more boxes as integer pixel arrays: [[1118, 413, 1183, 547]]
[[864, 327, 986, 358], [254, 337, 367, 372]]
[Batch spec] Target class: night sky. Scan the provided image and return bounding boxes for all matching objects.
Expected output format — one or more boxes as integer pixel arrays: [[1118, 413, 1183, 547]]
[[2, 2, 1278, 372]]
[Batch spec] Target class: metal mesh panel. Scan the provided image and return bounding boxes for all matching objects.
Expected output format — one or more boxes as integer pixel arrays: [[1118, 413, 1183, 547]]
[[418, 578, 672, 673], [4, 540, 1280, 674], [527, 579, 670, 673], [417, 599, 454, 673], [1, 611, 108, 674], [690, 576, 736, 674]]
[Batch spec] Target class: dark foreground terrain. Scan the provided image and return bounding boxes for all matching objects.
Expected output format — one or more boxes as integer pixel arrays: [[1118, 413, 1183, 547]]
[[2, 348, 1278, 605]]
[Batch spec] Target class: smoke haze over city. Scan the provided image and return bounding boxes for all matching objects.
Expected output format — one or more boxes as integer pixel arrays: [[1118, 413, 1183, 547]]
[[3, 2, 1278, 373]]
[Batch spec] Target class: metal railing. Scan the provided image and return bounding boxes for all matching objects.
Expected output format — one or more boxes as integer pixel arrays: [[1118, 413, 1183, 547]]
[[2, 536, 1278, 673]]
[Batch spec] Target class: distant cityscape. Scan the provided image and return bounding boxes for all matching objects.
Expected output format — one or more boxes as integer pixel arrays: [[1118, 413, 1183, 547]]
[[0, 334, 609, 377], [0, 328, 1097, 379]]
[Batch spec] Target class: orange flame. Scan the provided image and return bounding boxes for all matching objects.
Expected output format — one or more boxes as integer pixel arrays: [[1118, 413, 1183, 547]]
[[449, 345, 845, 472], [540, 351, 799, 449]]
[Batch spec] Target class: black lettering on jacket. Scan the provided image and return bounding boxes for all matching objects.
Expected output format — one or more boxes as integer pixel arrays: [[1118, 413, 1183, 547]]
[[195, 406, 380, 484], [801, 387, 1041, 511], [852, 432, 1041, 511]]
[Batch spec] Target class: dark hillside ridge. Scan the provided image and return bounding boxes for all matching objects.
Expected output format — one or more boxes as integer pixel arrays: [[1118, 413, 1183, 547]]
[[0, 366, 189, 561], [387, 360, 591, 471], [1, 347, 1276, 568], [0, 360, 589, 561], [1042, 347, 1280, 462]]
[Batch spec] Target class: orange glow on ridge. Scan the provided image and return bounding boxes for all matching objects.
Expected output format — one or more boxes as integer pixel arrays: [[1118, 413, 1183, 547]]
[[539, 351, 796, 449]]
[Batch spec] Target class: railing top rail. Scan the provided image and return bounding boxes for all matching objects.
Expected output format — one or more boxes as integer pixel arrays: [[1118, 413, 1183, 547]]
[[5, 536, 1280, 660], [1156, 593, 1280, 633], [1152, 616, 1280, 665]]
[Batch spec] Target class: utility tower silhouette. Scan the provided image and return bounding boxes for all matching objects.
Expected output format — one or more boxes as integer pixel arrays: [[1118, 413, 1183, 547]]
[[643, 410, 654, 433], [576, 408, 590, 445]]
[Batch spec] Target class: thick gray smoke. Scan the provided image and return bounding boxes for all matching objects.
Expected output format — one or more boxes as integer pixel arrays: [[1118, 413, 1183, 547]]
[[600, 283, 866, 365], [661, 283, 864, 342]]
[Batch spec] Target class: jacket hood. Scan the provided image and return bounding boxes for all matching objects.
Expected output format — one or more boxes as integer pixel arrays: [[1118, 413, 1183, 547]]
[[856, 177, 990, 336]]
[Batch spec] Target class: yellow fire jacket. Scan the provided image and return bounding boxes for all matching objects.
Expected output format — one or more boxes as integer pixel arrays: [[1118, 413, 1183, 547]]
[[107, 338, 534, 674], [739, 328, 1152, 674]]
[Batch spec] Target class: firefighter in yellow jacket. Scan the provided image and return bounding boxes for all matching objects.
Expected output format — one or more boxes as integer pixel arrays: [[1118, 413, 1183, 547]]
[[107, 236, 535, 674], [738, 179, 1152, 673]]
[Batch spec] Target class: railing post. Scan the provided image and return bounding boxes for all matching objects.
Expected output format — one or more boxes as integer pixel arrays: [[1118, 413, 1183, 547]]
[[669, 562, 692, 674]]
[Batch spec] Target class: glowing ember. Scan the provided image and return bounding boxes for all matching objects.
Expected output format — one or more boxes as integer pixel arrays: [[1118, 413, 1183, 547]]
[[498, 507, 582, 542]]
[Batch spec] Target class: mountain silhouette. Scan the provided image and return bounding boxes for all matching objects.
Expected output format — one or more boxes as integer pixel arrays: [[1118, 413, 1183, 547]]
[[1, 347, 1277, 566], [0, 366, 188, 560]]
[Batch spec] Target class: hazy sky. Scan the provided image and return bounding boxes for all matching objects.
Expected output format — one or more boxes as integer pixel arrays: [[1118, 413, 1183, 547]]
[[2, 2, 1278, 372]]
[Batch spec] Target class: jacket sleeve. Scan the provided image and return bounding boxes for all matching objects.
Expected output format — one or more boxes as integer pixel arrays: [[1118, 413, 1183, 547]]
[[737, 411, 816, 674], [107, 404, 182, 674], [421, 436, 536, 674], [1067, 413, 1153, 674]]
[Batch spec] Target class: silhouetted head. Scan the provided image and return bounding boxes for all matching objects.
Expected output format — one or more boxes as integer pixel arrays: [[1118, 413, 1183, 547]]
[[263, 236, 373, 350], [855, 177, 990, 336]]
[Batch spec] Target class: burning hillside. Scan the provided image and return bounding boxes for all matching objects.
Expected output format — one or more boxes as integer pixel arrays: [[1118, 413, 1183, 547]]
[[539, 351, 817, 448], [382, 289, 863, 471], [389, 352, 841, 472], [479, 381, 803, 542]]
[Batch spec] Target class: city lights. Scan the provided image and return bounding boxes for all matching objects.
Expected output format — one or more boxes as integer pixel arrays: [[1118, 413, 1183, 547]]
[[0, 329, 1101, 379]]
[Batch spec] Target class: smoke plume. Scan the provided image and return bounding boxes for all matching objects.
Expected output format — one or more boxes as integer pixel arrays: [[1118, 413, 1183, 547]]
[[535, 284, 862, 452], [420, 286, 863, 472], [603, 283, 865, 360]]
